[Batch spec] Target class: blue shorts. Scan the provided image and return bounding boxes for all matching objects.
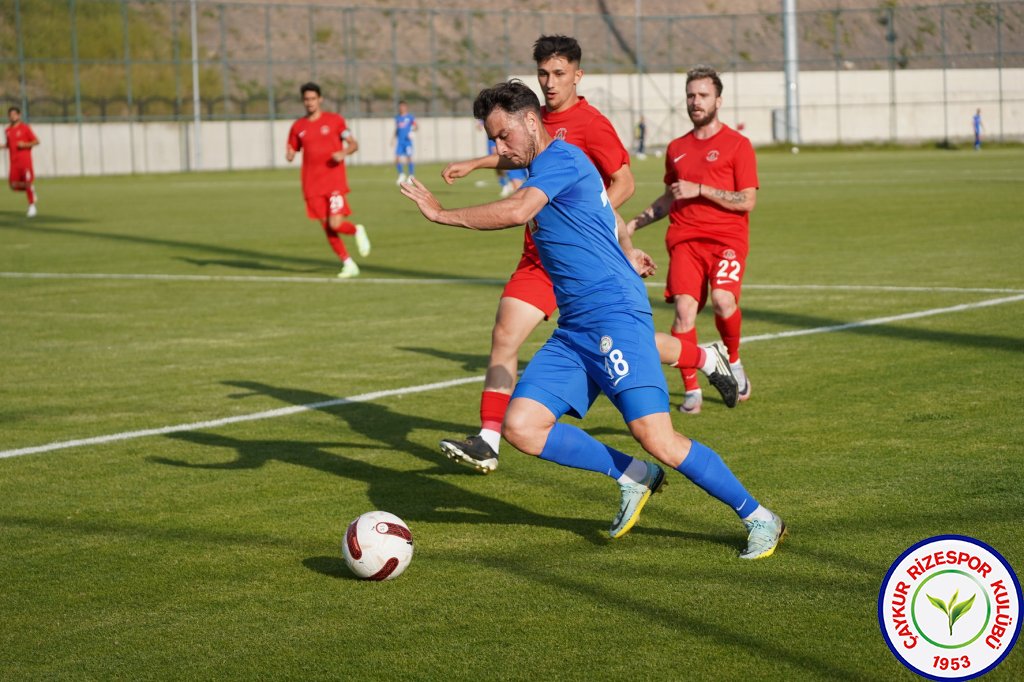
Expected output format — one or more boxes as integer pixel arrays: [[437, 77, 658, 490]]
[[487, 139, 497, 154], [512, 310, 669, 423], [395, 140, 414, 157]]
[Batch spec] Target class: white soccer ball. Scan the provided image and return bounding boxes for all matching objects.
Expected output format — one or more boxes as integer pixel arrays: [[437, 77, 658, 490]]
[[342, 511, 414, 580], [791, 146, 800, 154]]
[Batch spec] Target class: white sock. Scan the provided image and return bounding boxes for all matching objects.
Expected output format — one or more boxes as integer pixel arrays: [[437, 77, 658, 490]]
[[616, 457, 649, 486], [742, 504, 774, 523], [731, 360, 747, 387], [700, 348, 718, 376], [479, 428, 501, 454]]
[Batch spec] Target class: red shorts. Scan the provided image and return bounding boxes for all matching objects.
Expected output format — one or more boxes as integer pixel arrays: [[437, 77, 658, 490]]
[[502, 255, 557, 318], [665, 240, 747, 311], [305, 191, 352, 221], [8, 165, 33, 187]]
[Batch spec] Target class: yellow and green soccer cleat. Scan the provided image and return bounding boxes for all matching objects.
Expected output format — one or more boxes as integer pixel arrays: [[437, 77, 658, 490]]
[[609, 461, 666, 539], [739, 511, 786, 559]]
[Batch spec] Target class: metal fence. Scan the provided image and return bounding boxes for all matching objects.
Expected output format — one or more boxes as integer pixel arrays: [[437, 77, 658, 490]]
[[2, 0, 1022, 120]]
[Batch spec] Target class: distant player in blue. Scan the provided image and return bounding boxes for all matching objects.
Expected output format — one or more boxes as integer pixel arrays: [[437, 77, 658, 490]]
[[394, 100, 417, 185], [973, 108, 983, 151], [401, 80, 785, 559]]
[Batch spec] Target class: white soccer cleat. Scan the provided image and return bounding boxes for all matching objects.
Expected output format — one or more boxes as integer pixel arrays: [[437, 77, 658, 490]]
[[677, 389, 702, 414], [396, 173, 407, 186], [354, 224, 371, 257], [26, 203, 37, 218], [337, 260, 360, 279]]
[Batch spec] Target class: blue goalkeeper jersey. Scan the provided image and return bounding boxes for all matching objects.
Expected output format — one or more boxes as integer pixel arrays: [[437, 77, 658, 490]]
[[522, 139, 650, 329]]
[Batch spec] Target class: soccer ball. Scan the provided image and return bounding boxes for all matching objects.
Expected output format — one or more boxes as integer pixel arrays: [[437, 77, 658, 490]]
[[342, 511, 414, 580]]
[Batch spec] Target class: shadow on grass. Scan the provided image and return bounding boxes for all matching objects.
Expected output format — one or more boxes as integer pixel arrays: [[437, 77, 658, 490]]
[[0, 209, 87, 226], [0, 220, 508, 282], [741, 306, 1024, 354], [397, 346, 492, 374], [149, 380, 697, 548]]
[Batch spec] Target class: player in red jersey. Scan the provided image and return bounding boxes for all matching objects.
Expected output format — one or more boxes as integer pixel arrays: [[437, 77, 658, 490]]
[[435, 37, 736, 473], [286, 82, 370, 278], [627, 66, 759, 414], [2, 107, 40, 217]]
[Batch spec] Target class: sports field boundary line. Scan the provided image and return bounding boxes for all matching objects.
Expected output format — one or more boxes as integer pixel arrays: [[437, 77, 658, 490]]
[[2, 293, 1022, 460], [2, 272, 1022, 295]]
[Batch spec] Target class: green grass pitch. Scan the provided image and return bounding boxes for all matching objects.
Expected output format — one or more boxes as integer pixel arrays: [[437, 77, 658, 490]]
[[1, 147, 1022, 680]]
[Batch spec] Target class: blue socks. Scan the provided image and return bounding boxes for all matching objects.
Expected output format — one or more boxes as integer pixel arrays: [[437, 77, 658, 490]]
[[676, 440, 758, 518], [540, 422, 634, 479]]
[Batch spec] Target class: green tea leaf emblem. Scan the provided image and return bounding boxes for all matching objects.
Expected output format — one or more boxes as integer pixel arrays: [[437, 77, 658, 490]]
[[927, 589, 976, 636]]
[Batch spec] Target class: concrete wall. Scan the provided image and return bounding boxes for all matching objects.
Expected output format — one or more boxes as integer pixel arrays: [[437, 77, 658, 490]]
[[6, 68, 1021, 178]]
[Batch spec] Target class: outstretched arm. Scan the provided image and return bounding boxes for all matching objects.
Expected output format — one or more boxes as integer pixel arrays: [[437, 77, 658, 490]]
[[400, 177, 547, 230], [624, 187, 674, 236], [441, 153, 520, 184]]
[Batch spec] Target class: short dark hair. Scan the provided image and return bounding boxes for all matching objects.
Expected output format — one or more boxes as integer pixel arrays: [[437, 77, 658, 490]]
[[473, 80, 541, 121], [300, 82, 321, 97], [686, 66, 723, 97], [8, 106, 20, 115], [532, 35, 582, 65]]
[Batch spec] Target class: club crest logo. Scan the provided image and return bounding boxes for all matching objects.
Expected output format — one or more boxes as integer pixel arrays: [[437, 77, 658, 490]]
[[878, 535, 1021, 680], [320, 125, 330, 135], [723, 249, 737, 260], [554, 128, 568, 141], [706, 150, 719, 162], [599, 336, 613, 354]]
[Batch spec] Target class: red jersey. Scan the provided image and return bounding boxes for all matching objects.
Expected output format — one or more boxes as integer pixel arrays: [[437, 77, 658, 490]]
[[516, 97, 630, 267], [5, 122, 37, 169], [288, 112, 350, 197], [541, 97, 630, 186], [663, 124, 758, 251]]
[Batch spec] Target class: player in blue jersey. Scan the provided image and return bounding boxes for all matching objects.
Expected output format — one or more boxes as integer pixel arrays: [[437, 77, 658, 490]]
[[972, 108, 983, 151], [400, 80, 784, 559], [394, 100, 417, 185]]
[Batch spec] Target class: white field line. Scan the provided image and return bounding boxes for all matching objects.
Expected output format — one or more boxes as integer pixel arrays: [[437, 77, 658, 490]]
[[0, 376, 485, 459], [2, 271, 1022, 295], [0, 272, 505, 286], [2, 291, 1022, 460]]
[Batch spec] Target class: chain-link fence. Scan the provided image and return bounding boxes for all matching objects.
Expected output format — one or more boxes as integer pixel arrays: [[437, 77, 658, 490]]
[[3, 0, 1022, 120], [1, 0, 1021, 174]]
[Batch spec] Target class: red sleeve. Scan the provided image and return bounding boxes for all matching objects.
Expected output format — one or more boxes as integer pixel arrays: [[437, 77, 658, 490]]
[[26, 125, 38, 144], [733, 137, 758, 189], [336, 114, 348, 140], [583, 115, 629, 181], [662, 141, 679, 186], [287, 121, 301, 151]]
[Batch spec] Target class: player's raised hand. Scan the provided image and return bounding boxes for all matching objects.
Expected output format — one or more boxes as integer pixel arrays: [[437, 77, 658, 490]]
[[441, 159, 477, 184], [400, 176, 444, 223]]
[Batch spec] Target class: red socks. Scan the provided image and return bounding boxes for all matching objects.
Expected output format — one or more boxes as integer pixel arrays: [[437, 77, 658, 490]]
[[480, 390, 511, 433], [715, 309, 743, 363]]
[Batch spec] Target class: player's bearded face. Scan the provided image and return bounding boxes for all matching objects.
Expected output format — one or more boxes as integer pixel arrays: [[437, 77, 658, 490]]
[[485, 109, 536, 168], [686, 79, 721, 127]]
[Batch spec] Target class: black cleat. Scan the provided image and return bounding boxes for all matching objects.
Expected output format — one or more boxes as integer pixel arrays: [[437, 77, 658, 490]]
[[702, 342, 739, 408], [439, 435, 499, 473]]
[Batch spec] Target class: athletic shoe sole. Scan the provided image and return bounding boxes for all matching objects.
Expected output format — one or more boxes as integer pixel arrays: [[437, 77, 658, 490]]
[[439, 440, 497, 474]]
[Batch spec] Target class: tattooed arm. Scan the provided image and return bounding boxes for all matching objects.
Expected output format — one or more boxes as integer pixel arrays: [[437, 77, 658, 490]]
[[670, 180, 757, 213], [623, 187, 674, 236]]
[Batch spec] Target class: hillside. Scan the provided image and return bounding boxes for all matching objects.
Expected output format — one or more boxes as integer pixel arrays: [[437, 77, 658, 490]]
[[2, 0, 1020, 120]]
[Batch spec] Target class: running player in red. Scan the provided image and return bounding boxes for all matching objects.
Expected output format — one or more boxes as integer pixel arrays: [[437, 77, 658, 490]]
[[626, 65, 759, 414], [437, 38, 736, 473], [2, 107, 40, 218], [286, 82, 370, 278]]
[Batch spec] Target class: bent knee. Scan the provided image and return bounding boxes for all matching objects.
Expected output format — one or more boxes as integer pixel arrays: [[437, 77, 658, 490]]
[[501, 413, 544, 456]]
